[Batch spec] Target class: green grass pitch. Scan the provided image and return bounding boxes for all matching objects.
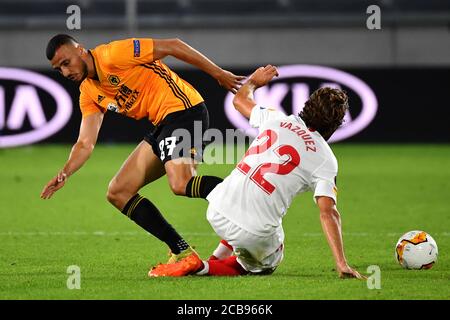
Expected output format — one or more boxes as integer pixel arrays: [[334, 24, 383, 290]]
[[0, 144, 448, 300]]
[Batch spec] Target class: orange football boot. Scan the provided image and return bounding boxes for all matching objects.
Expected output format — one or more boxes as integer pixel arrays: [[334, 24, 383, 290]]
[[149, 251, 203, 277]]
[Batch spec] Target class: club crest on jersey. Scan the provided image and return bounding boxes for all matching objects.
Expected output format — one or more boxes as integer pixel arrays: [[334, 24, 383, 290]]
[[108, 75, 120, 86], [107, 102, 119, 113]]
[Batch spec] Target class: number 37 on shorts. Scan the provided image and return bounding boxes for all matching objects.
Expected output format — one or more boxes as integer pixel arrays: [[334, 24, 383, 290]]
[[159, 136, 177, 161]]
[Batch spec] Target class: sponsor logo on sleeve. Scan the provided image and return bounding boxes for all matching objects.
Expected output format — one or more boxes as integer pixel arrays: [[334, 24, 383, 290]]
[[133, 39, 141, 58]]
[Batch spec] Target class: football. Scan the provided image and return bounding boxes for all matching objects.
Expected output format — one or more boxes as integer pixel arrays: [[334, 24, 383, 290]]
[[395, 231, 438, 269]]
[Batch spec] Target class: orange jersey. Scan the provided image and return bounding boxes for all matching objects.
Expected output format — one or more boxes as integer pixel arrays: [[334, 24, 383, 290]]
[[79, 38, 204, 125]]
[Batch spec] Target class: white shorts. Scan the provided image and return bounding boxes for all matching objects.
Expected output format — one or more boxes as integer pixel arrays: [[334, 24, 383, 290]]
[[206, 205, 284, 274]]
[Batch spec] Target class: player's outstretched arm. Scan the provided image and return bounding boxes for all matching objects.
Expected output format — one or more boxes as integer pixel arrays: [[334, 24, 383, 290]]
[[316, 196, 366, 279], [152, 38, 245, 93], [233, 65, 279, 118], [40, 112, 104, 199]]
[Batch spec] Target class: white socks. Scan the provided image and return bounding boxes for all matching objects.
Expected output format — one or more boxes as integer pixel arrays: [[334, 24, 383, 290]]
[[212, 241, 233, 260]]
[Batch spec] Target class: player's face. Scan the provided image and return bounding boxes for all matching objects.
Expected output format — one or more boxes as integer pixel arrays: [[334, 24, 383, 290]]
[[51, 44, 88, 84]]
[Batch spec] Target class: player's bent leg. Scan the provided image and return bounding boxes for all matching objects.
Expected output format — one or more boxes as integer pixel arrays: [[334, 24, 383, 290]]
[[234, 242, 284, 276], [185, 175, 223, 199], [209, 239, 233, 261], [107, 141, 165, 210], [107, 141, 192, 257], [200, 256, 248, 276], [164, 158, 223, 198], [157, 102, 222, 198], [164, 157, 197, 196]]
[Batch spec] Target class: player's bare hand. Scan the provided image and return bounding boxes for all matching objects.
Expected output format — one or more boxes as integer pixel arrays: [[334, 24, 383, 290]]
[[337, 263, 366, 280], [216, 69, 246, 94], [248, 65, 279, 88], [40, 171, 67, 199]]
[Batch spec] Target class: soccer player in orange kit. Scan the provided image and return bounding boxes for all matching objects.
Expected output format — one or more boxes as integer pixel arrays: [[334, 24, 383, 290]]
[[41, 34, 244, 266]]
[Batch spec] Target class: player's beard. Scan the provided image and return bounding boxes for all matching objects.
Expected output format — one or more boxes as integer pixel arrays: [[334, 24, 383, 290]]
[[77, 60, 88, 84], [73, 60, 89, 85]]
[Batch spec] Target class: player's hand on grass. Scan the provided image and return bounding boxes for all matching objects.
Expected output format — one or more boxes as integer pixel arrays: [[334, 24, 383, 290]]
[[337, 263, 366, 280], [216, 69, 246, 94], [248, 65, 279, 88], [40, 171, 67, 199]]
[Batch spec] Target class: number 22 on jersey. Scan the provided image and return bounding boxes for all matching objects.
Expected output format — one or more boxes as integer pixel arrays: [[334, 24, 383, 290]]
[[237, 129, 300, 195]]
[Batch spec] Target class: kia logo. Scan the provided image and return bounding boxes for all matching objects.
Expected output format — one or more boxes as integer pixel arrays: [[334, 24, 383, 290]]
[[0, 68, 72, 148], [224, 65, 378, 143]]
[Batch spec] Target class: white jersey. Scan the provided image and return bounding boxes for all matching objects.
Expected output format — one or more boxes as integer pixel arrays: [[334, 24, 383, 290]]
[[207, 105, 338, 236]]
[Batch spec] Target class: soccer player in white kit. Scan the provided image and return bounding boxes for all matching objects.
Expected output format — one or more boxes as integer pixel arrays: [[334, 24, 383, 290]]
[[149, 65, 364, 279]]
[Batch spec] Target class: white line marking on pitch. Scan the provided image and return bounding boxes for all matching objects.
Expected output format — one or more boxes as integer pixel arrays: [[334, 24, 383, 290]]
[[0, 231, 448, 237]]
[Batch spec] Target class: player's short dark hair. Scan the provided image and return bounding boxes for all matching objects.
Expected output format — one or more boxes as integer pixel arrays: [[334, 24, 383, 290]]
[[46, 34, 78, 60], [299, 87, 349, 141]]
